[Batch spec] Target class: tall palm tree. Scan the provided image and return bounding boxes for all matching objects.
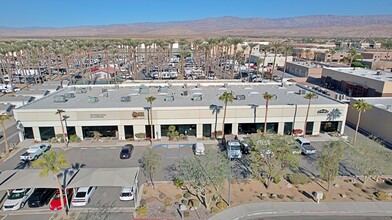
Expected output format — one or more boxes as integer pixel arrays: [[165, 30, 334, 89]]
[[260, 44, 270, 81], [246, 43, 259, 78], [32, 151, 68, 219], [146, 96, 156, 145], [303, 93, 318, 137], [271, 42, 282, 75], [0, 113, 10, 154], [229, 37, 244, 76], [353, 99, 372, 144], [305, 49, 311, 61], [281, 42, 293, 82], [262, 93, 277, 136], [55, 109, 67, 144], [219, 92, 234, 137], [348, 48, 357, 67]]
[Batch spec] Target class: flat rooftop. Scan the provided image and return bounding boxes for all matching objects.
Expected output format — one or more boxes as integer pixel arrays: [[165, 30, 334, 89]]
[[354, 97, 392, 112], [17, 82, 343, 110], [325, 67, 392, 82], [287, 61, 320, 68]]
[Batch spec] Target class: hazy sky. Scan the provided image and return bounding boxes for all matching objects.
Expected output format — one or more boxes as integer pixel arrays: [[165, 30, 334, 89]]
[[1, 0, 391, 27]]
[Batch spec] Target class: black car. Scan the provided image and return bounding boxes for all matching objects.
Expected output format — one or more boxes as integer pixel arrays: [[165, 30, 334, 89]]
[[28, 188, 56, 207], [120, 144, 134, 159]]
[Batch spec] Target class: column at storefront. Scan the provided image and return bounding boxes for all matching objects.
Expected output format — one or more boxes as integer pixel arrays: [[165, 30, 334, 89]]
[[313, 122, 321, 136], [196, 124, 203, 138], [75, 126, 84, 140], [155, 124, 161, 140], [232, 123, 238, 135], [278, 122, 285, 135], [118, 125, 125, 140], [33, 127, 41, 141]]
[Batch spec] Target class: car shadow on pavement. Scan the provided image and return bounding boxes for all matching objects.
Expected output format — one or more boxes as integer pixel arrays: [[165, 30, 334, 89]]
[[14, 160, 31, 169]]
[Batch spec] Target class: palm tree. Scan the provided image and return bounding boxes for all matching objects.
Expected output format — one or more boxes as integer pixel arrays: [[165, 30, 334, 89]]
[[271, 42, 282, 75], [305, 49, 311, 61], [303, 93, 318, 137], [32, 151, 68, 219], [228, 37, 244, 76], [262, 93, 277, 136], [146, 96, 156, 145], [260, 44, 270, 81], [282, 42, 293, 82], [348, 48, 357, 67], [219, 92, 234, 137], [329, 50, 336, 65], [55, 109, 67, 144], [247, 43, 259, 77], [353, 99, 372, 144], [0, 113, 10, 154]]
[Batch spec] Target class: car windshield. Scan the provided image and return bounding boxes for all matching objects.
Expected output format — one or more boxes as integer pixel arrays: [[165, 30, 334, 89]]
[[75, 192, 86, 198], [230, 146, 241, 151], [302, 143, 311, 145], [120, 192, 132, 197], [9, 192, 24, 200], [53, 193, 61, 200], [121, 148, 129, 154]]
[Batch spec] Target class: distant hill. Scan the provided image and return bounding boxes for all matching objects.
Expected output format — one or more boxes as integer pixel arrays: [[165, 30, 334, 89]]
[[1, 15, 392, 38]]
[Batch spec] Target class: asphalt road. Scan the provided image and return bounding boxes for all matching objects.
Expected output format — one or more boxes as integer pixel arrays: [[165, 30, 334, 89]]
[[3, 213, 53, 220], [258, 216, 392, 220]]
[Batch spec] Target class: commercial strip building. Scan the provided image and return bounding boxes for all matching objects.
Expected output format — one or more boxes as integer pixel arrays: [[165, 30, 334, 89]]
[[346, 97, 392, 145], [285, 61, 322, 78], [13, 81, 348, 142], [249, 53, 293, 67], [321, 67, 392, 97]]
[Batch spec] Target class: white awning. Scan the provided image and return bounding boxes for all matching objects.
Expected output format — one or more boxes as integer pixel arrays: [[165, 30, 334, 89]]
[[66, 167, 139, 188]]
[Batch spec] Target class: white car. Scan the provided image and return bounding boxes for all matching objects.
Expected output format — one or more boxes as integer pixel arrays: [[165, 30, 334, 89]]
[[3, 188, 34, 211], [119, 186, 135, 201], [71, 187, 96, 207]]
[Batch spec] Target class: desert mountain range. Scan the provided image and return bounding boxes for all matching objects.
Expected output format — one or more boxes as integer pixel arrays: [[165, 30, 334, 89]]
[[1, 15, 392, 38]]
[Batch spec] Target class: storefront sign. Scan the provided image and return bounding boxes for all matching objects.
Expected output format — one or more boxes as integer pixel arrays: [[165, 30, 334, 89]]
[[317, 109, 329, 114], [90, 114, 106, 118], [132, 112, 145, 118]]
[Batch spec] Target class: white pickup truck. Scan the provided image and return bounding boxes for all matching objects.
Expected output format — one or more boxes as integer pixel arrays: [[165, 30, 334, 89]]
[[19, 144, 51, 161]]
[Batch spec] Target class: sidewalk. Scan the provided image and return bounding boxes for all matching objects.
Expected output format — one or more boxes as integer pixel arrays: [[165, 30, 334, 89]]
[[209, 202, 392, 220]]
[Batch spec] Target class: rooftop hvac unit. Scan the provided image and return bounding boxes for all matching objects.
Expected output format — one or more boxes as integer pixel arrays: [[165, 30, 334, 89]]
[[64, 92, 75, 99], [191, 95, 202, 101], [76, 88, 87, 94], [121, 96, 131, 102], [87, 96, 99, 103], [164, 96, 174, 102], [182, 84, 188, 88], [53, 95, 67, 103], [102, 88, 108, 93], [158, 86, 169, 93], [236, 95, 246, 100], [101, 92, 108, 97], [299, 89, 306, 95], [139, 86, 149, 94], [181, 90, 188, 96]]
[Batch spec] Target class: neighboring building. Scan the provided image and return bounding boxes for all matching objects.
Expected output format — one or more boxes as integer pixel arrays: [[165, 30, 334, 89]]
[[16, 89, 49, 100], [335, 41, 381, 49], [317, 51, 348, 63], [14, 81, 348, 142], [358, 59, 392, 72], [321, 67, 392, 97], [361, 51, 392, 60], [250, 53, 293, 67], [347, 97, 392, 145], [285, 62, 322, 78], [0, 103, 14, 116], [0, 96, 34, 108]]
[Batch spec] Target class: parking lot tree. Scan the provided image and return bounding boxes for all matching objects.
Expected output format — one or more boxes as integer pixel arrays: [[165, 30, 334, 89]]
[[247, 42, 259, 77], [146, 96, 156, 145], [318, 141, 344, 191], [303, 92, 318, 137], [228, 37, 244, 76], [271, 42, 282, 74], [249, 133, 299, 189], [177, 150, 229, 209], [0, 113, 10, 154], [219, 92, 234, 137], [141, 148, 161, 188], [262, 92, 277, 136], [260, 44, 270, 80], [282, 42, 294, 81], [32, 151, 68, 219], [209, 104, 222, 139], [305, 49, 311, 61], [353, 99, 372, 144]]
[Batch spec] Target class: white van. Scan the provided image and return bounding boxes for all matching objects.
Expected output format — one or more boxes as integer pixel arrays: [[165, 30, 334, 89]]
[[194, 142, 205, 155]]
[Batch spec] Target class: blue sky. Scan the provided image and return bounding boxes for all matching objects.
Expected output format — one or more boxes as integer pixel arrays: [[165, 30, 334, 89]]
[[1, 0, 391, 27]]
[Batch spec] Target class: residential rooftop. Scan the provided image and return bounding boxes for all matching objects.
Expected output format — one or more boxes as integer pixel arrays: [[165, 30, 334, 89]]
[[17, 82, 344, 110], [324, 67, 392, 82]]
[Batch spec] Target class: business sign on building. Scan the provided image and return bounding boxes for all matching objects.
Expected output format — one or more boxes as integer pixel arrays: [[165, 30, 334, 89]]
[[132, 111, 145, 118], [317, 109, 329, 114]]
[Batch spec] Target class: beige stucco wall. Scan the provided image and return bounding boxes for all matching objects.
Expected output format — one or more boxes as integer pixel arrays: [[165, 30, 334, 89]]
[[347, 99, 392, 144]]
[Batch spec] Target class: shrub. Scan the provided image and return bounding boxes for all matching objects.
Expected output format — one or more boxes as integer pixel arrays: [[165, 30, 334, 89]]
[[139, 199, 146, 206], [188, 199, 200, 207], [69, 134, 81, 142], [211, 207, 220, 214], [159, 193, 166, 200], [184, 211, 190, 217], [164, 197, 173, 207], [173, 178, 184, 188], [216, 201, 228, 210], [146, 197, 155, 204], [353, 183, 363, 189], [183, 192, 191, 198], [344, 179, 350, 183], [287, 173, 309, 185], [135, 133, 146, 139], [362, 189, 369, 194], [374, 191, 390, 200], [136, 206, 148, 217], [277, 194, 285, 199], [240, 188, 244, 192], [175, 194, 183, 200], [273, 176, 281, 184]]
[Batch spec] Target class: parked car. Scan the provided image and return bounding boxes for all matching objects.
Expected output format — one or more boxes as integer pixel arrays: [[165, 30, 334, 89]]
[[3, 188, 34, 211], [20, 144, 51, 161], [119, 144, 134, 159], [119, 186, 135, 201], [295, 137, 316, 155], [28, 188, 56, 208], [50, 188, 74, 211], [193, 142, 205, 156], [71, 187, 96, 207]]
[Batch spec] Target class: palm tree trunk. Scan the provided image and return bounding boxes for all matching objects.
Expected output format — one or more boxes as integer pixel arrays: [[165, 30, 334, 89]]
[[59, 114, 66, 144], [54, 177, 68, 219], [150, 103, 154, 144], [261, 53, 267, 80], [222, 102, 228, 136], [303, 99, 311, 137], [354, 111, 362, 144], [263, 100, 269, 136], [1, 122, 9, 154], [282, 56, 288, 82]]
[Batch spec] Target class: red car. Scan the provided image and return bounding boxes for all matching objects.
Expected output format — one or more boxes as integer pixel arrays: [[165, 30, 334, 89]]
[[49, 189, 73, 211]]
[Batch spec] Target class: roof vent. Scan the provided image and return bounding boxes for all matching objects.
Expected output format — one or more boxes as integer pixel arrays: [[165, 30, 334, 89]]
[[102, 88, 108, 93], [236, 95, 246, 100], [87, 96, 99, 103], [182, 84, 187, 88], [64, 92, 75, 99], [181, 90, 188, 96], [76, 88, 88, 94], [164, 96, 174, 102], [376, 70, 382, 75], [53, 95, 67, 103], [121, 96, 131, 102]]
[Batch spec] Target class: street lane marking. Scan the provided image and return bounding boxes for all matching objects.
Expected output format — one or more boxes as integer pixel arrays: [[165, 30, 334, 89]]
[[95, 147, 102, 150]]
